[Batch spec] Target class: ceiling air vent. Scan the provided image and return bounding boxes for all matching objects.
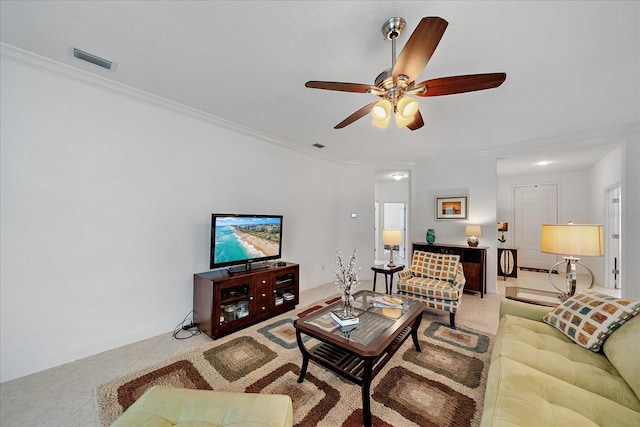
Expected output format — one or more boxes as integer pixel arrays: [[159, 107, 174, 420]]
[[72, 48, 113, 70], [312, 143, 325, 149]]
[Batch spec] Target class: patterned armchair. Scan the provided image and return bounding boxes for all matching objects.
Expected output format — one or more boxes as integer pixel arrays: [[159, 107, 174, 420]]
[[396, 250, 466, 329]]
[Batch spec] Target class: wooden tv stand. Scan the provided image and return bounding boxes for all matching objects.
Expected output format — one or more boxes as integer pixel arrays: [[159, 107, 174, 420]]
[[193, 262, 299, 339]]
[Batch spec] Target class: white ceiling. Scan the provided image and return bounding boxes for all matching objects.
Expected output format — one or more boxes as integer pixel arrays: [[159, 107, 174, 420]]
[[1, 1, 638, 171]]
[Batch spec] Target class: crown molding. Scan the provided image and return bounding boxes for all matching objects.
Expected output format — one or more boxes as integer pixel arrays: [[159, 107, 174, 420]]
[[1, 42, 342, 164], [478, 122, 639, 160]]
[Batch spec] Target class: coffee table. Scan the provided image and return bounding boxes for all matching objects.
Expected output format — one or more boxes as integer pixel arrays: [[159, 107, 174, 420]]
[[293, 290, 423, 427]]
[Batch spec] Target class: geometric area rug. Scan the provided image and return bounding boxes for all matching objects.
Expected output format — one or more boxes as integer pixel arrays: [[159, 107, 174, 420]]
[[95, 296, 494, 427]]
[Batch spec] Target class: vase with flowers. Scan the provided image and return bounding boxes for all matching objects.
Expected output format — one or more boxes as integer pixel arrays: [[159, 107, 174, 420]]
[[334, 249, 361, 318]]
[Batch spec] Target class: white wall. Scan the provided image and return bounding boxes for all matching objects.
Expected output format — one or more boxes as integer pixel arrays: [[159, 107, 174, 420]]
[[0, 51, 339, 381], [497, 171, 591, 234], [621, 138, 640, 300], [497, 169, 594, 274], [412, 155, 498, 295], [336, 157, 501, 298], [3, 46, 639, 382], [335, 164, 415, 279], [497, 146, 629, 289], [338, 165, 377, 273], [375, 178, 410, 201]]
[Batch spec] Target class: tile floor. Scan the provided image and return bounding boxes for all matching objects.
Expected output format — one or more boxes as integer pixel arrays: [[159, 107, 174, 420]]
[[0, 270, 617, 426]]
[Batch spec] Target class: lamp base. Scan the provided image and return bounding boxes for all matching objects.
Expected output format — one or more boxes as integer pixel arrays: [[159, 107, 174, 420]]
[[388, 248, 396, 267], [547, 256, 595, 301], [467, 237, 479, 247]]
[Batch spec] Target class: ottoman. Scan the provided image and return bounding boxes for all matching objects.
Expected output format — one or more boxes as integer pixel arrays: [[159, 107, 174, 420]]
[[111, 386, 294, 427]]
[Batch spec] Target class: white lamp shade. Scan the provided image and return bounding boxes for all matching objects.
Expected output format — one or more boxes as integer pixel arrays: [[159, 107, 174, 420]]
[[371, 100, 391, 128], [395, 97, 418, 127], [382, 229, 402, 245], [465, 225, 482, 237], [540, 224, 604, 256]]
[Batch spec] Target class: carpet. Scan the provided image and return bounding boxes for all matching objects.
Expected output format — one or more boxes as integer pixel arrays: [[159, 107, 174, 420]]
[[95, 296, 494, 427]]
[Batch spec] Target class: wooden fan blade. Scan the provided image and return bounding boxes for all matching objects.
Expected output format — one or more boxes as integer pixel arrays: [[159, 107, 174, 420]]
[[392, 17, 448, 83], [306, 81, 377, 94], [416, 73, 507, 97], [407, 109, 424, 131], [334, 102, 378, 129]]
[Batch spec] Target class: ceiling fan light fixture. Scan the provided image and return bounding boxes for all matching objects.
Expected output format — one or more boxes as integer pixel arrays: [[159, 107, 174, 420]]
[[395, 114, 414, 128], [371, 99, 392, 128], [398, 97, 419, 117], [395, 96, 418, 127], [371, 100, 391, 120], [372, 116, 391, 129]]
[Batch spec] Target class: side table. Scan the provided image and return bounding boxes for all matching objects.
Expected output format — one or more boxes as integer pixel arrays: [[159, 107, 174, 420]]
[[371, 264, 405, 294]]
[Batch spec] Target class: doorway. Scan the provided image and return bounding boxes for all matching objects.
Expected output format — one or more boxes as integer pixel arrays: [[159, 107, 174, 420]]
[[381, 202, 406, 264], [513, 184, 559, 269], [374, 171, 410, 264]]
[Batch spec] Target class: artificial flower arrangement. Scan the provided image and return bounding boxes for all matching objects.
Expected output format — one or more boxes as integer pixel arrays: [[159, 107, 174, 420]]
[[334, 249, 361, 317]]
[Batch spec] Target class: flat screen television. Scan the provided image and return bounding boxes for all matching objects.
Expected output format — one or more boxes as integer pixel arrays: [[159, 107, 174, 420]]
[[210, 214, 283, 270]]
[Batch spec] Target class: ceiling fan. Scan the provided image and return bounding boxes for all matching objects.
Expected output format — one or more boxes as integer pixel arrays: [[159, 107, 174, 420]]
[[305, 17, 506, 130]]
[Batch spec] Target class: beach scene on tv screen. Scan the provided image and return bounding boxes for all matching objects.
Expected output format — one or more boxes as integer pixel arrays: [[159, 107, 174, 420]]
[[214, 217, 281, 264]]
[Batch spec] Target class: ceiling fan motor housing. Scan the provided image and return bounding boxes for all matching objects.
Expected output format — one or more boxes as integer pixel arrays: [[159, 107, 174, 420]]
[[375, 68, 413, 106], [382, 17, 406, 40]]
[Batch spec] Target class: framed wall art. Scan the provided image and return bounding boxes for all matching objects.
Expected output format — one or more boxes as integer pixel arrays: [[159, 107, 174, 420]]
[[435, 196, 468, 220]]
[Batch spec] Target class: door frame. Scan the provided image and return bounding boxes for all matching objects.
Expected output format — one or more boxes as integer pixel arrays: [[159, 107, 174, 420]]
[[604, 184, 622, 289]]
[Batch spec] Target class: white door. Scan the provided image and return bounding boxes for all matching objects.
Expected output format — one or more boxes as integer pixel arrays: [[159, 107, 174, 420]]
[[514, 184, 558, 269], [605, 186, 622, 289]]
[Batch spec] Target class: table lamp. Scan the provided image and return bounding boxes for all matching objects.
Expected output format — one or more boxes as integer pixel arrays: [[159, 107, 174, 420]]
[[497, 222, 508, 243], [540, 223, 604, 299], [382, 229, 402, 267], [465, 225, 482, 247]]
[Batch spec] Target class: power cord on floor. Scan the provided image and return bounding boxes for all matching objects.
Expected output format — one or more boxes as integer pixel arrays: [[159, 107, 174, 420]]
[[173, 310, 202, 340]]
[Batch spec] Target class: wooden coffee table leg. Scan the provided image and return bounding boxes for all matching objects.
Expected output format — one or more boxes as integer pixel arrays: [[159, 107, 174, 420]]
[[298, 356, 309, 383], [411, 312, 423, 352], [295, 328, 309, 383], [362, 358, 373, 427]]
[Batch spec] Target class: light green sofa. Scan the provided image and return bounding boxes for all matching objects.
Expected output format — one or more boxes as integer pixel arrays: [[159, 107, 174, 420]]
[[481, 298, 640, 426], [111, 386, 294, 427]]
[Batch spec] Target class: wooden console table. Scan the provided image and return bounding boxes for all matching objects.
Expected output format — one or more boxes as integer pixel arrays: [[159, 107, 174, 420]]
[[412, 243, 487, 297]]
